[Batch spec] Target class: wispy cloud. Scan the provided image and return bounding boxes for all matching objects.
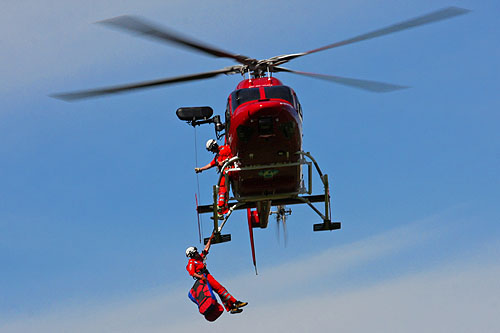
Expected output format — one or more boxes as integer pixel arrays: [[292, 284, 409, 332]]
[[3, 215, 498, 333], [213, 260, 500, 333], [227, 221, 433, 302]]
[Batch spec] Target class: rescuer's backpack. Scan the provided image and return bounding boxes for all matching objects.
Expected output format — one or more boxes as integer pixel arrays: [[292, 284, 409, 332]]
[[188, 277, 224, 321]]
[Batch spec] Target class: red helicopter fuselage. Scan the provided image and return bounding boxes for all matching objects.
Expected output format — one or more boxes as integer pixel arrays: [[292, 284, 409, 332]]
[[225, 77, 303, 198]]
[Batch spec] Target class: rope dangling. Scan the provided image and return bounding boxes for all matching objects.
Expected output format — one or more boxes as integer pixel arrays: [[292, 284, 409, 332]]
[[193, 126, 204, 243]]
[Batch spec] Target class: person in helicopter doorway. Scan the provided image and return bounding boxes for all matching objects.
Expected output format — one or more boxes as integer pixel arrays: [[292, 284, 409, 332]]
[[186, 236, 247, 314], [194, 139, 233, 218]]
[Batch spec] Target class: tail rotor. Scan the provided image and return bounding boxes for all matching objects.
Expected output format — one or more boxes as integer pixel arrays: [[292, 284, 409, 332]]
[[271, 205, 291, 247]]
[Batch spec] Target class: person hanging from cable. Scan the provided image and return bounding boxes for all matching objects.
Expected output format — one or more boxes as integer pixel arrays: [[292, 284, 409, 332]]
[[194, 139, 233, 218], [186, 233, 247, 314]]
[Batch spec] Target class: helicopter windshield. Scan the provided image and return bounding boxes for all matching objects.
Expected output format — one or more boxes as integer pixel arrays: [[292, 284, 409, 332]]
[[231, 86, 295, 111], [264, 86, 294, 105], [231, 88, 260, 110]]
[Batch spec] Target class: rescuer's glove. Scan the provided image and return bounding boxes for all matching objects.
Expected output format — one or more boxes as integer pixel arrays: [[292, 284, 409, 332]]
[[195, 168, 202, 173]]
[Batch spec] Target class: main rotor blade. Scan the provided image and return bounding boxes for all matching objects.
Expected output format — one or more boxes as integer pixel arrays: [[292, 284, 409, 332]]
[[275, 67, 408, 93], [275, 7, 469, 64], [98, 16, 255, 66], [51, 67, 239, 101]]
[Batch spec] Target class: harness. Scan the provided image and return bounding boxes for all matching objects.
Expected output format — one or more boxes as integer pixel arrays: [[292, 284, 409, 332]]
[[190, 257, 210, 279], [213, 151, 222, 173]]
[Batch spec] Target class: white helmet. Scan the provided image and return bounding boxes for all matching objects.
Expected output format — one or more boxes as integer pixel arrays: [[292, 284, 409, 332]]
[[205, 139, 217, 151], [186, 246, 198, 258]]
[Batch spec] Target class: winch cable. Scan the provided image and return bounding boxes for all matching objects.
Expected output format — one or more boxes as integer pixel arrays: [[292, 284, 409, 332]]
[[193, 126, 204, 243]]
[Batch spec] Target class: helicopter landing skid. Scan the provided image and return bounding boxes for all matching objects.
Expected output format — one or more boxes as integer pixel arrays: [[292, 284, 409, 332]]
[[204, 233, 231, 245], [196, 151, 342, 236], [202, 189, 246, 245], [313, 220, 341, 232]]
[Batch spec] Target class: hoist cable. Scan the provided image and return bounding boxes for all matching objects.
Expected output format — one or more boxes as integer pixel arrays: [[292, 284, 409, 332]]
[[193, 126, 204, 243]]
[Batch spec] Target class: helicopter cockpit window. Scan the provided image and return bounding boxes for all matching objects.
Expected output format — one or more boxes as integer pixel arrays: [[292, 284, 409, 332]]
[[231, 88, 261, 110], [264, 86, 294, 105]]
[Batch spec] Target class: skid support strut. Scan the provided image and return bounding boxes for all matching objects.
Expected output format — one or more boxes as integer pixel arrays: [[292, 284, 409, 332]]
[[296, 152, 341, 232], [204, 184, 232, 245], [313, 173, 341, 231]]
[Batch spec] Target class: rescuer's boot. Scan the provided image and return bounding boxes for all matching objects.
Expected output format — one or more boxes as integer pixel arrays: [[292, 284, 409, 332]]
[[217, 203, 229, 215], [230, 308, 243, 314], [233, 301, 248, 309], [217, 207, 224, 220]]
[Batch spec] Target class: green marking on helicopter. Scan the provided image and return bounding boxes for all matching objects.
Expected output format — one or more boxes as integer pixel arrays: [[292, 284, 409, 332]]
[[259, 169, 280, 179]]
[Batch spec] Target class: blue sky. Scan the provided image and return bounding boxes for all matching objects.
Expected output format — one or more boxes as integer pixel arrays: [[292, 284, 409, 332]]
[[1, 0, 499, 331]]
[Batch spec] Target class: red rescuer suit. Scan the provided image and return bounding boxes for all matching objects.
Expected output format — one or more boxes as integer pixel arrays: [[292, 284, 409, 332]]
[[211, 144, 232, 214], [186, 249, 237, 311]]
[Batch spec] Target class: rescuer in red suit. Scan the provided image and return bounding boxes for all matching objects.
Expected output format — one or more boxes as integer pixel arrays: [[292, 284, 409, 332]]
[[186, 236, 247, 314], [194, 139, 233, 217]]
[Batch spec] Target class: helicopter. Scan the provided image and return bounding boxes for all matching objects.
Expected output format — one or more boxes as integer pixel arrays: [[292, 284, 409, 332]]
[[53, 7, 469, 271]]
